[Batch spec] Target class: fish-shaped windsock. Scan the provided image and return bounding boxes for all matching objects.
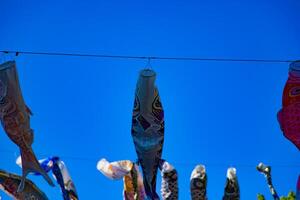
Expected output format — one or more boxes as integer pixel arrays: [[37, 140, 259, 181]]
[[97, 159, 134, 180], [190, 165, 207, 200], [97, 159, 146, 200], [222, 168, 240, 200], [277, 60, 300, 150], [159, 160, 178, 200], [257, 163, 279, 200], [0, 61, 54, 191], [52, 158, 78, 200], [16, 156, 78, 200], [0, 169, 48, 200], [131, 69, 164, 200]]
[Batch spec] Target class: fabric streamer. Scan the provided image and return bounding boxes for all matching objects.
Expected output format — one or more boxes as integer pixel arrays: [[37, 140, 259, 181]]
[[0, 61, 54, 192], [97, 159, 133, 180], [257, 163, 279, 200], [223, 168, 240, 200], [0, 169, 48, 200], [97, 159, 146, 200], [190, 165, 207, 200], [131, 69, 164, 200], [16, 156, 78, 200], [277, 60, 300, 150], [159, 160, 178, 200], [52, 159, 78, 200]]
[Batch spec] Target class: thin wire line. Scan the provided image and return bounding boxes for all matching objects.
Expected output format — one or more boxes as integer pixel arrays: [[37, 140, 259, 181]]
[[0, 149, 299, 168], [0, 50, 297, 63]]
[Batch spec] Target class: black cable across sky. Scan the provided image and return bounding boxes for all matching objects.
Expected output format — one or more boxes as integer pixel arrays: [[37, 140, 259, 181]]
[[0, 50, 299, 168], [0, 50, 297, 63], [1, 149, 299, 168]]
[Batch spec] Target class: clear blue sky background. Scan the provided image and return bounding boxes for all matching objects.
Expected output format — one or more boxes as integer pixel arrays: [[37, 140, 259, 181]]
[[0, 0, 300, 199]]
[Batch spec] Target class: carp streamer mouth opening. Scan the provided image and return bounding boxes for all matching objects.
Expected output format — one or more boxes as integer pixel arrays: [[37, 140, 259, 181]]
[[290, 60, 300, 73], [140, 69, 156, 78]]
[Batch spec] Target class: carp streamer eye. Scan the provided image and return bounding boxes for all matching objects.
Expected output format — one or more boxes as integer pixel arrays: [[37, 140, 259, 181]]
[[133, 95, 140, 113], [0, 80, 7, 102], [153, 95, 162, 110], [152, 89, 162, 110], [152, 93, 164, 122], [290, 87, 300, 96]]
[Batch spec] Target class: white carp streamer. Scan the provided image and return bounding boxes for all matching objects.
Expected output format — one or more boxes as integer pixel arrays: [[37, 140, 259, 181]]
[[223, 167, 240, 200], [159, 160, 178, 200], [97, 159, 146, 200], [190, 165, 207, 200]]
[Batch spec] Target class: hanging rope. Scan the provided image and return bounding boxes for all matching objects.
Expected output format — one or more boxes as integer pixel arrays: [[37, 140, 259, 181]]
[[0, 50, 298, 168], [0, 149, 299, 168], [0, 50, 296, 63]]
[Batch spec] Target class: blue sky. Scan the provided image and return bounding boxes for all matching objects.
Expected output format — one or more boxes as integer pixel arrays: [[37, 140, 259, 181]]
[[0, 0, 300, 199]]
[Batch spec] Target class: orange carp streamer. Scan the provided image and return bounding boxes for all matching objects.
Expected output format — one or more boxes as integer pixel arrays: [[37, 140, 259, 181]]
[[0, 169, 48, 200], [0, 61, 54, 191]]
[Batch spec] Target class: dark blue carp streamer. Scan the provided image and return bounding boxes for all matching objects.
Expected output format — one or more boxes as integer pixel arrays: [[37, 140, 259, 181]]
[[52, 159, 79, 200], [222, 168, 240, 200], [257, 163, 279, 200], [131, 69, 164, 200], [0, 169, 48, 200], [16, 156, 79, 200], [190, 165, 207, 200]]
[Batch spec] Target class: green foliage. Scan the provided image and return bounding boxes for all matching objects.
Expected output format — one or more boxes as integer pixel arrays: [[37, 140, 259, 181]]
[[257, 194, 265, 200], [279, 191, 296, 200], [257, 192, 295, 200]]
